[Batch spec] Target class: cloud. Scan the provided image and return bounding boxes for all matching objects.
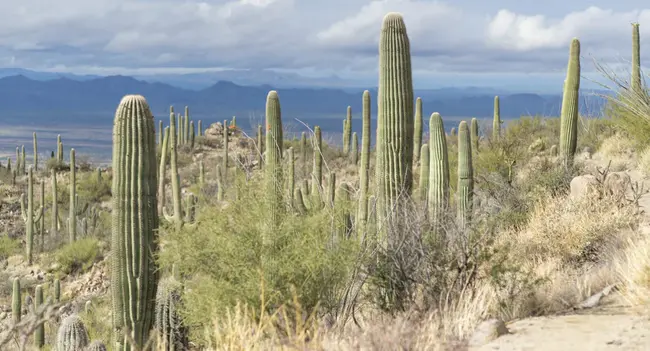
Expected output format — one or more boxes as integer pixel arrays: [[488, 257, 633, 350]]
[[0, 0, 648, 78]]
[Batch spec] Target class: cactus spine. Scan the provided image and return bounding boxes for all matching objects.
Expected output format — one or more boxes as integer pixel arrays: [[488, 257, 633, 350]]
[[110, 95, 160, 351], [632, 23, 642, 95], [413, 97, 423, 162], [457, 121, 473, 230], [57, 314, 89, 351], [428, 113, 450, 228], [357, 90, 372, 234], [69, 149, 77, 242], [492, 97, 501, 140], [375, 12, 414, 237], [35, 284, 44, 348], [12, 278, 20, 324], [265, 91, 284, 226], [470, 117, 479, 153], [158, 127, 170, 216], [343, 106, 352, 154], [559, 38, 580, 168], [418, 144, 429, 202]]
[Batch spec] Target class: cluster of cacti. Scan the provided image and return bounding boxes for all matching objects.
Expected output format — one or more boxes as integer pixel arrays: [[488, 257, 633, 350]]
[[111, 95, 160, 350]]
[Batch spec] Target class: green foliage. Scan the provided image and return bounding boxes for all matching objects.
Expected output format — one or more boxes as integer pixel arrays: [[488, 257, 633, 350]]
[[0, 235, 21, 260], [77, 170, 111, 204], [50, 237, 101, 275], [158, 176, 358, 345]]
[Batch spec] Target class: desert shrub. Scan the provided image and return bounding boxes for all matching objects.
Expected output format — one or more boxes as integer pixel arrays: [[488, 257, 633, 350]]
[[158, 176, 359, 346], [77, 170, 111, 204], [45, 158, 69, 172], [49, 237, 101, 275], [0, 235, 20, 260]]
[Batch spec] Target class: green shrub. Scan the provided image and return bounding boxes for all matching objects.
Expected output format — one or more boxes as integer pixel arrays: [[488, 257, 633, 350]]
[[50, 238, 101, 275], [77, 171, 111, 203], [0, 235, 20, 260], [158, 176, 359, 345]]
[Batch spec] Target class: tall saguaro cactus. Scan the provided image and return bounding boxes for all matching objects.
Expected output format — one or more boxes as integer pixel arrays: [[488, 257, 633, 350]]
[[375, 12, 415, 238], [470, 117, 479, 153], [418, 144, 429, 202], [428, 113, 450, 229], [69, 149, 77, 242], [110, 95, 159, 351], [559, 38, 580, 169], [632, 23, 642, 95], [158, 127, 170, 216], [357, 90, 372, 234], [21, 167, 42, 265], [33, 132, 38, 170], [457, 121, 473, 230], [343, 106, 352, 154], [413, 97, 423, 162], [311, 126, 323, 209], [265, 91, 284, 227], [492, 96, 501, 140]]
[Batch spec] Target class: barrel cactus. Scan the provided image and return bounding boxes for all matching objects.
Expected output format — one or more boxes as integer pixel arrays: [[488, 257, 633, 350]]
[[87, 341, 108, 351], [111, 95, 160, 351], [57, 314, 89, 351], [375, 12, 414, 238], [559, 38, 580, 168]]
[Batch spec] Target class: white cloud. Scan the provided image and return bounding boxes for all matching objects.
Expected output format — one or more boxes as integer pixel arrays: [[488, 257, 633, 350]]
[[0, 0, 648, 77]]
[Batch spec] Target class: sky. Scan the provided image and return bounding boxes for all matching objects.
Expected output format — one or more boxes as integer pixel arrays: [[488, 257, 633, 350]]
[[1, 0, 650, 91]]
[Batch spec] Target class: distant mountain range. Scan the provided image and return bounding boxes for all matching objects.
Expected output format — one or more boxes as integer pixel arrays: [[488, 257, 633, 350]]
[[0, 73, 610, 127]]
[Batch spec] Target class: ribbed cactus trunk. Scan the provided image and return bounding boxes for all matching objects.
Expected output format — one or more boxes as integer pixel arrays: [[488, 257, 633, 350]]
[[39, 180, 45, 252], [632, 23, 642, 95], [51, 169, 58, 236], [457, 121, 473, 230], [158, 120, 163, 151], [189, 121, 195, 149], [257, 125, 264, 169], [198, 120, 203, 137], [164, 112, 183, 229], [300, 132, 308, 176], [110, 95, 160, 351], [357, 90, 372, 234], [343, 106, 352, 154], [184, 106, 190, 145], [265, 91, 284, 228], [287, 147, 295, 208], [22, 167, 42, 264], [35, 285, 44, 347], [418, 144, 429, 202], [413, 97, 423, 163], [158, 127, 170, 216], [33, 132, 38, 170], [222, 119, 229, 185], [559, 38, 580, 169], [470, 117, 479, 153], [492, 97, 501, 140], [428, 113, 449, 230], [311, 126, 323, 209], [69, 149, 77, 243], [12, 278, 20, 325], [351, 132, 359, 164], [375, 13, 414, 240], [57, 135, 63, 163]]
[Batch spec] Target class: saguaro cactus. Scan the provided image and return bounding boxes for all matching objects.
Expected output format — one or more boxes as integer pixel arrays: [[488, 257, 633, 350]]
[[256, 124, 264, 169], [222, 119, 229, 184], [492, 97, 501, 140], [21, 167, 43, 264], [51, 169, 59, 236], [343, 106, 352, 154], [413, 97, 423, 162], [69, 149, 77, 242], [33, 132, 38, 170], [57, 135, 63, 163], [311, 126, 323, 209], [457, 121, 473, 230], [375, 12, 415, 236], [57, 314, 89, 351], [111, 95, 160, 351], [470, 117, 479, 153], [418, 144, 429, 202], [287, 147, 295, 207], [154, 277, 188, 351], [184, 106, 190, 145], [12, 278, 20, 324], [198, 120, 203, 137], [163, 113, 186, 229], [357, 90, 372, 234], [35, 285, 44, 348], [632, 23, 642, 95], [559, 38, 580, 168], [158, 127, 170, 216], [265, 91, 284, 226], [428, 113, 449, 229], [351, 132, 359, 164]]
